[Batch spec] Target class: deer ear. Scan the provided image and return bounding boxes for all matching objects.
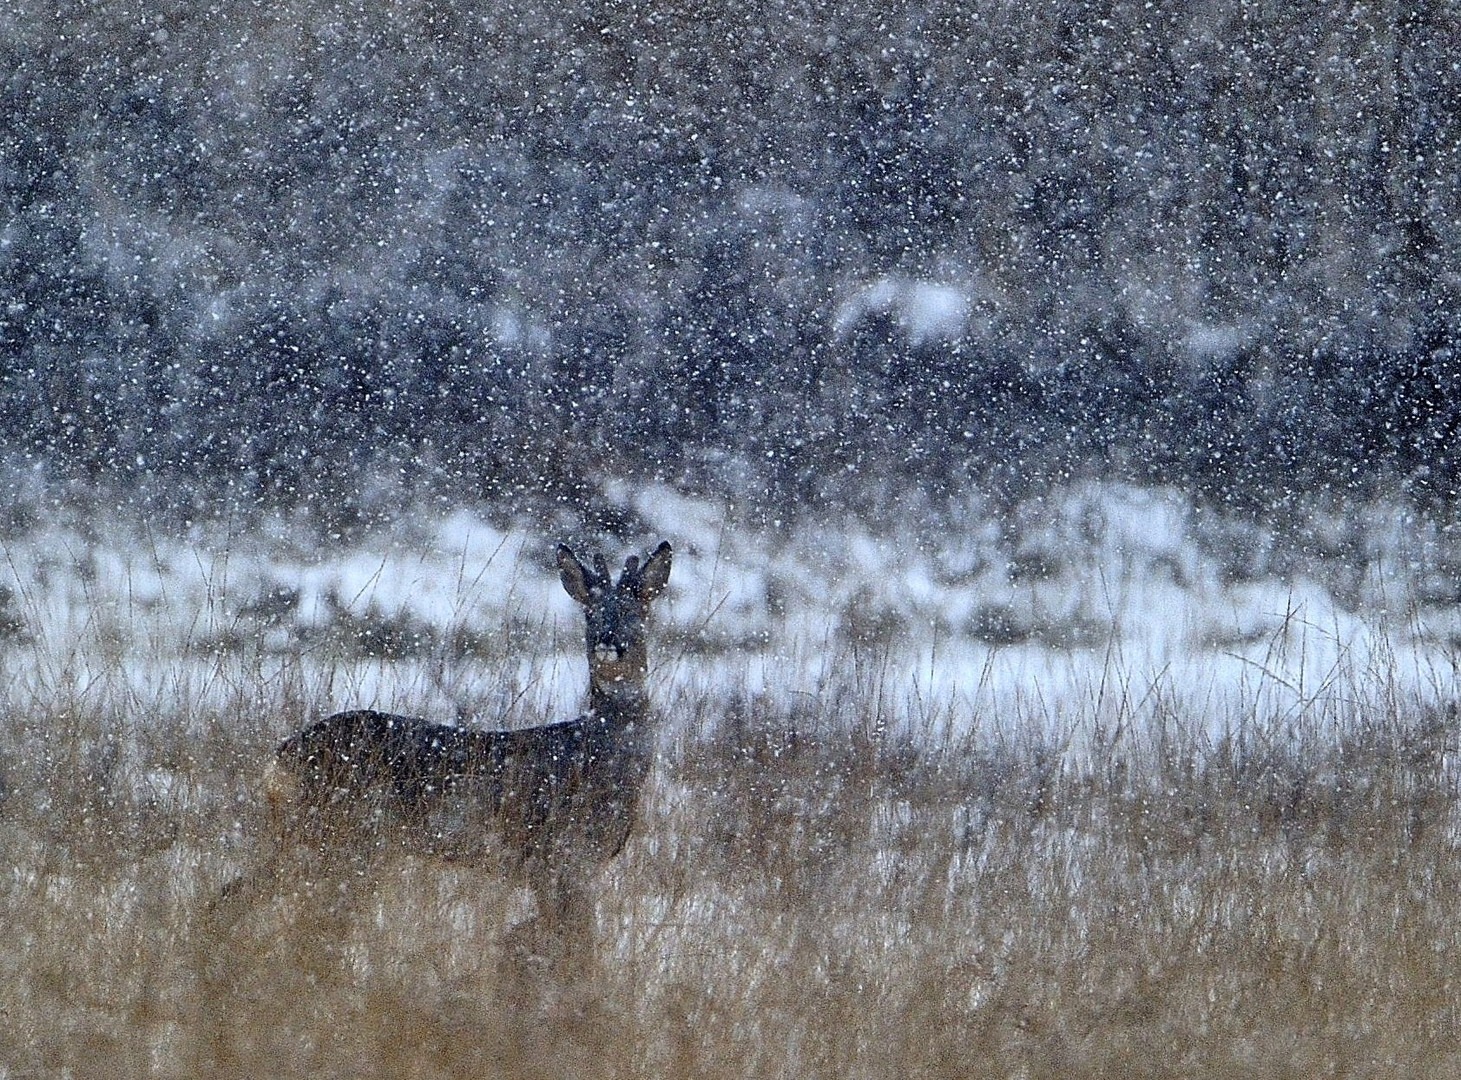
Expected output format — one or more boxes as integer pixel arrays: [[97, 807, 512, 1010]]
[[557, 545, 594, 605], [638, 541, 673, 601]]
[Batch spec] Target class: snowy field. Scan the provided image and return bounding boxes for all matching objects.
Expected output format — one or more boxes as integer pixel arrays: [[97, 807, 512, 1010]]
[[2, 481, 1455, 748]]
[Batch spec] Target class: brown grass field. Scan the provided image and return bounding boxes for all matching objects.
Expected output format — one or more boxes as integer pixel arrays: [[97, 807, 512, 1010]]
[[3, 642, 1460, 1080]]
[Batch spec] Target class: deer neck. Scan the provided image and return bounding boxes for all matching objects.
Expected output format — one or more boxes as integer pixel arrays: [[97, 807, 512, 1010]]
[[589, 677, 649, 729]]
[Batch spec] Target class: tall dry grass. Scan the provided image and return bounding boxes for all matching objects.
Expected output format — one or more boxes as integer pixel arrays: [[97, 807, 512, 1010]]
[[1, 601, 1460, 1077]]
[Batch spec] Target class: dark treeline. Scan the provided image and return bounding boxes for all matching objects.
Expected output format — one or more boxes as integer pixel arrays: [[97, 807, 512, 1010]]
[[1, 0, 1458, 524]]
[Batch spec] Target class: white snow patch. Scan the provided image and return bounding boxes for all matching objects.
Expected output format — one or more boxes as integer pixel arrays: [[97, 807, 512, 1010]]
[[833, 276, 972, 346], [1, 483, 1456, 743], [489, 305, 551, 351], [1183, 321, 1247, 361]]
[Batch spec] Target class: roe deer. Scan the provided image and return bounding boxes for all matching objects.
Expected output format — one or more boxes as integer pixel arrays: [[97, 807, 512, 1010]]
[[226, 542, 673, 925]]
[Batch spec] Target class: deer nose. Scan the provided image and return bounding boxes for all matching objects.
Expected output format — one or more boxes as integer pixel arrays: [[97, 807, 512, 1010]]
[[594, 642, 621, 662]]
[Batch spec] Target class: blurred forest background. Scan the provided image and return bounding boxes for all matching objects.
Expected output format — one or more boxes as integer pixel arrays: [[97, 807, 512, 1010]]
[[2, 0, 1458, 527]]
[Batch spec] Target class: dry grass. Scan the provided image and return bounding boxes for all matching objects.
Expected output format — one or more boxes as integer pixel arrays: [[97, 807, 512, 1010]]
[[2, 637, 1461, 1079]]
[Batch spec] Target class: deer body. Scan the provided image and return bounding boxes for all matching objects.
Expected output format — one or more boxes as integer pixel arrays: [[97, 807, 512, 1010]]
[[246, 542, 672, 911], [268, 693, 652, 869]]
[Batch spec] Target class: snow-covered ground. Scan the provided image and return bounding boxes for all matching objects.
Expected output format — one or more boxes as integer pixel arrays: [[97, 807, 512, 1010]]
[[0, 483, 1455, 743]]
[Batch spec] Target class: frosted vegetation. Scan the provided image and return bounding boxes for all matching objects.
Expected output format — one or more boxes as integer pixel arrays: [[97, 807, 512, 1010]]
[[3, 1, 1461, 1076]]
